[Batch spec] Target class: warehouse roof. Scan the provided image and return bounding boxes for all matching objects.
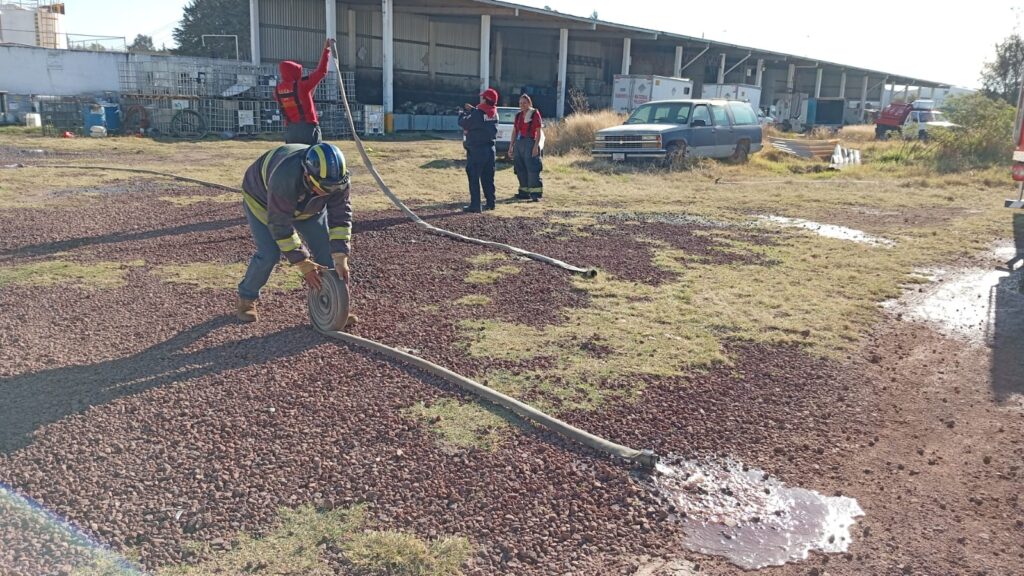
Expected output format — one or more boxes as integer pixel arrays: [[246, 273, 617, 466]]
[[343, 0, 948, 87]]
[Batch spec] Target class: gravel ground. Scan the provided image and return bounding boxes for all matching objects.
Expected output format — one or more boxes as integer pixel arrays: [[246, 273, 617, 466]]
[[1, 176, 1021, 575]]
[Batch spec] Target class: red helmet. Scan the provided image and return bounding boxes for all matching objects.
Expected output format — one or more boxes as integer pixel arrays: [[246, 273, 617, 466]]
[[480, 88, 499, 105]]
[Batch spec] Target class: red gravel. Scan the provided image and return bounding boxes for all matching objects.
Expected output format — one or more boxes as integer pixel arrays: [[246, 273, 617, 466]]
[[1, 174, 1020, 576]]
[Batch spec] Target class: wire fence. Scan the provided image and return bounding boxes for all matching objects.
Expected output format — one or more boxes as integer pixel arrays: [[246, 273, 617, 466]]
[[115, 57, 357, 138]]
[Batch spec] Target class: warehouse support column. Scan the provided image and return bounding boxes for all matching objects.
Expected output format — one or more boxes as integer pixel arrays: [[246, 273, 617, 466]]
[[860, 75, 869, 122], [755, 58, 764, 87], [673, 46, 683, 78], [427, 19, 436, 81], [557, 28, 568, 118], [347, 9, 356, 68], [621, 37, 631, 75], [382, 0, 394, 132], [814, 68, 823, 98], [480, 14, 491, 92], [717, 53, 725, 83], [249, 0, 260, 65], [494, 30, 503, 83], [787, 63, 795, 91], [839, 71, 847, 98], [326, 0, 337, 68]]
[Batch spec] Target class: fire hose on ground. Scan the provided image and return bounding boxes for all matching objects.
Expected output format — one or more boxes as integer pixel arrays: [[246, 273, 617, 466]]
[[32, 50, 658, 471], [309, 271, 658, 471]]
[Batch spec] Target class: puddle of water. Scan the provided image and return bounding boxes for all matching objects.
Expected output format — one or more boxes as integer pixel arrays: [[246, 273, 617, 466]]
[[885, 244, 1024, 343], [646, 457, 863, 570], [759, 215, 894, 247]]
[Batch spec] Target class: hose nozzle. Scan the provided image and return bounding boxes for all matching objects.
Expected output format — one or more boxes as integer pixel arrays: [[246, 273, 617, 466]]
[[634, 449, 659, 472]]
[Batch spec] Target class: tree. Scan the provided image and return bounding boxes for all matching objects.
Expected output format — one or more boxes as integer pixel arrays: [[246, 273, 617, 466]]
[[980, 34, 1024, 104], [128, 34, 155, 52], [172, 0, 250, 60]]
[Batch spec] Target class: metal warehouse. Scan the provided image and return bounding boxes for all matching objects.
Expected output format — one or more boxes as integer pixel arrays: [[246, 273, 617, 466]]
[[248, 0, 951, 125]]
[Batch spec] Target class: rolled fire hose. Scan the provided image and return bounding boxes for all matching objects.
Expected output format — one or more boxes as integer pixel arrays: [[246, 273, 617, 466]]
[[326, 43, 598, 279], [311, 271, 658, 470]]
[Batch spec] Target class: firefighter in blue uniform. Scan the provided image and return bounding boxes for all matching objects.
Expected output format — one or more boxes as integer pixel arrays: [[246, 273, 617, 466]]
[[458, 88, 500, 212]]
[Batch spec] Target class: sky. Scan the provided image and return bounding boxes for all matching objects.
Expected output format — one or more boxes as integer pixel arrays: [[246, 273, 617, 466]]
[[62, 0, 1022, 89]]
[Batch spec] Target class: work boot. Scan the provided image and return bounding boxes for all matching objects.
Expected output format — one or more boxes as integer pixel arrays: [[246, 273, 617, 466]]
[[236, 296, 258, 322], [484, 202, 496, 211], [529, 192, 542, 202], [462, 204, 482, 213]]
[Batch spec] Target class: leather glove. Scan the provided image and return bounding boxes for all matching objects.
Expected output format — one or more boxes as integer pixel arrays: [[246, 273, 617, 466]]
[[295, 259, 325, 291], [332, 253, 350, 283]]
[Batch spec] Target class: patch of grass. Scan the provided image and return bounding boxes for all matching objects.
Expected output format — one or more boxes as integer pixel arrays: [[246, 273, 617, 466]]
[[546, 110, 626, 156], [71, 556, 142, 576], [158, 193, 237, 206], [161, 505, 364, 576], [153, 262, 302, 291], [454, 294, 492, 306], [464, 265, 520, 285], [0, 167, 133, 208], [466, 253, 508, 266], [0, 259, 143, 289], [405, 399, 507, 450], [342, 530, 472, 576]]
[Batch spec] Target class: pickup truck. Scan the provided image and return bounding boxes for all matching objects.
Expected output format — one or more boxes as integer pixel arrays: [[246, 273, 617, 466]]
[[875, 101, 958, 140], [593, 99, 763, 163]]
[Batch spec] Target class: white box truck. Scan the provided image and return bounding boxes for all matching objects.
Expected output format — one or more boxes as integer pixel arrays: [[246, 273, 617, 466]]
[[612, 75, 694, 113], [700, 83, 762, 106]]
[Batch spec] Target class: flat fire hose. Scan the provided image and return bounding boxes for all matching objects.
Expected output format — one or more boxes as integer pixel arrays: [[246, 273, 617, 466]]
[[326, 43, 597, 279], [311, 271, 657, 470]]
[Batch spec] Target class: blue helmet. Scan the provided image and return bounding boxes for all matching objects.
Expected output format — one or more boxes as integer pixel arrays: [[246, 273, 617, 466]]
[[302, 143, 349, 194]]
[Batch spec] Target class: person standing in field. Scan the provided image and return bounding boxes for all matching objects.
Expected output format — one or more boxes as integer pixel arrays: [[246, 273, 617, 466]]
[[274, 38, 334, 145]]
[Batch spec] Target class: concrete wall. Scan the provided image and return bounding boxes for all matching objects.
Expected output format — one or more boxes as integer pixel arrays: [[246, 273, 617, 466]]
[[0, 44, 123, 95], [0, 4, 37, 46]]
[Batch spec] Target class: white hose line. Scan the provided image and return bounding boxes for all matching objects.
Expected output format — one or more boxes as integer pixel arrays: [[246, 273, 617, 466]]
[[327, 44, 597, 278], [316, 325, 658, 470]]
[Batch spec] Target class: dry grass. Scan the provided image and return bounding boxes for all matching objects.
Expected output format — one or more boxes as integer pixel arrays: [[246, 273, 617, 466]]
[[158, 193, 237, 206], [161, 505, 363, 576], [0, 259, 144, 289], [839, 124, 878, 143], [405, 399, 507, 450], [160, 505, 470, 576], [152, 263, 302, 291], [454, 294, 492, 306], [545, 110, 626, 156], [342, 530, 472, 576]]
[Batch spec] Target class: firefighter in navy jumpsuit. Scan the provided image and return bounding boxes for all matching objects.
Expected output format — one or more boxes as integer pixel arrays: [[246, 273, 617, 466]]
[[458, 88, 500, 212]]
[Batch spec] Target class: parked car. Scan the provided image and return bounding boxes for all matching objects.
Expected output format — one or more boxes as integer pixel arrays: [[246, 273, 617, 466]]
[[593, 99, 763, 163], [463, 106, 518, 156]]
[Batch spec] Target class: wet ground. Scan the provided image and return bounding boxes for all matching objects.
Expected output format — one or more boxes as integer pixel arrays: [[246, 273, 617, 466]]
[[0, 173, 1022, 575]]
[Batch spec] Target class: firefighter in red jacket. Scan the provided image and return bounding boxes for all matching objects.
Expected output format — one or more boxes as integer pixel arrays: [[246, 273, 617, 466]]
[[508, 93, 545, 201], [275, 39, 333, 145]]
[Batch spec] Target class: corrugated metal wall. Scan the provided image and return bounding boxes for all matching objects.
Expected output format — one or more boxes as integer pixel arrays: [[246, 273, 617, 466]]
[[259, 0, 325, 64]]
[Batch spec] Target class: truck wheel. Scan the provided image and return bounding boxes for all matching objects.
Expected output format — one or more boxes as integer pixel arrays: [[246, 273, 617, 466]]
[[918, 130, 928, 141], [730, 141, 750, 164], [781, 120, 792, 132], [664, 142, 687, 167], [875, 125, 887, 140]]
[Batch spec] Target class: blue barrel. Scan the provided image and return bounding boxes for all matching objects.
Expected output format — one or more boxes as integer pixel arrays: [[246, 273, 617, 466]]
[[103, 104, 120, 133], [83, 104, 106, 132]]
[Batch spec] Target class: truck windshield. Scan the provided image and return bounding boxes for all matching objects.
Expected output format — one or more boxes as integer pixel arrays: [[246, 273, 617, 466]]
[[626, 102, 692, 125], [917, 110, 945, 122]]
